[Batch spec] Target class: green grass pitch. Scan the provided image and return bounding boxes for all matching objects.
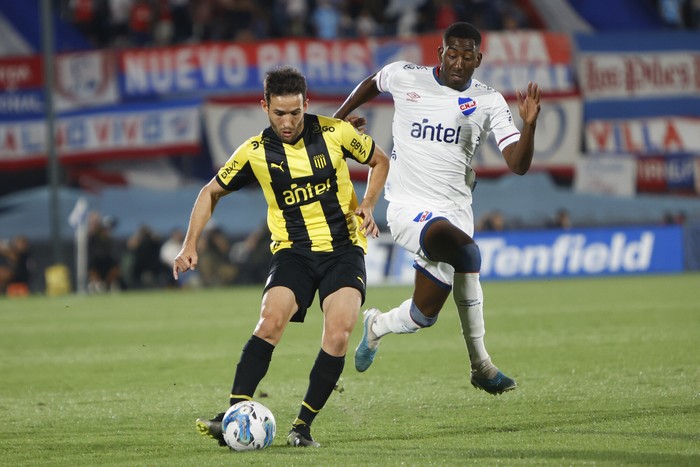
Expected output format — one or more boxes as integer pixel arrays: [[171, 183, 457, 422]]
[[1, 274, 699, 466]]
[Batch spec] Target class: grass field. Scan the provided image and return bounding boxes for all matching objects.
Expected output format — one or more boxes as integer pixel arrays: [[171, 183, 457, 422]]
[[1, 274, 699, 466]]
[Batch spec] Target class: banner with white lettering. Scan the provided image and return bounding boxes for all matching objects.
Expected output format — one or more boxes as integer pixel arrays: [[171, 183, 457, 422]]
[[471, 30, 575, 96], [636, 154, 697, 194], [574, 32, 700, 120], [366, 225, 683, 284], [574, 155, 636, 196], [0, 56, 43, 119], [120, 32, 574, 101], [0, 99, 201, 168]]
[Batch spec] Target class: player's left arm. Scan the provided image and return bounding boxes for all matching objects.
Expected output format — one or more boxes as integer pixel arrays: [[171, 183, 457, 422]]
[[339, 119, 390, 238], [502, 81, 542, 175]]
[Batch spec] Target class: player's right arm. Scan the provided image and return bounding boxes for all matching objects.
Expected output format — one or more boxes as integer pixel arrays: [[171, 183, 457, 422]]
[[173, 142, 254, 279], [333, 72, 381, 121], [173, 177, 230, 280]]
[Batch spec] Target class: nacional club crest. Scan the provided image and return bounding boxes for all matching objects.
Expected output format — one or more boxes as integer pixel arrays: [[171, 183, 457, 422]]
[[458, 97, 477, 116]]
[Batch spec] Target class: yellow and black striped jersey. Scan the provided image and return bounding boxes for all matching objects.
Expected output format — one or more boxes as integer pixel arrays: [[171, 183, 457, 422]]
[[216, 113, 376, 254]]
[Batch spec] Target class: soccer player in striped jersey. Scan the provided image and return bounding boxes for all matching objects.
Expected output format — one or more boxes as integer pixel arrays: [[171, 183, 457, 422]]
[[334, 22, 541, 395], [173, 66, 389, 447]]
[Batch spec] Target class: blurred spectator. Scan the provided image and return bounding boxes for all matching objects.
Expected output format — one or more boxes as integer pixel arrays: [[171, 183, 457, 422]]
[[229, 223, 272, 284], [228, 0, 257, 41], [477, 210, 507, 232], [499, 0, 530, 31], [285, 0, 310, 36], [87, 212, 122, 293], [0, 236, 34, 295], [311, 0, 342, 39], [191, 0, 215, 41], [170, 0, 194, 43], [68, 0, 98, 44], [692, 0, 700, 28], [663, 210, 687, 225], [0, 239, 12, 293], [108, 0, 133, 47], [433, 0, 458, 30], [153, 0, 175, 45], [9, 236, 33, 290], [385, 0, 429, 37], [548, 208, 572, 229], [657, 0, 686, 28], [121, 225, 163, 289], [356, 7, 381, 36], [129, 0, 155, 46], [197, 227, 238, 286]]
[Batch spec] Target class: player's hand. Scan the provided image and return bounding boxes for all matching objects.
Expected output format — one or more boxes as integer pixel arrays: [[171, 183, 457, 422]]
[[516, 81, 541, 125], [173, 247, 198, 280], [345, 115, 367, 134], [355, 206, 379, 238]]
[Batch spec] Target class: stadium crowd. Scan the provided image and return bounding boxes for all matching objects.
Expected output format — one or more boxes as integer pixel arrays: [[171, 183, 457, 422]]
[[62, 0, 534, 48]]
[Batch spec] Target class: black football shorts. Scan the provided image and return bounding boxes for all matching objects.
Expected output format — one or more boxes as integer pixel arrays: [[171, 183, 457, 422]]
[[263, 246, 366, 322]]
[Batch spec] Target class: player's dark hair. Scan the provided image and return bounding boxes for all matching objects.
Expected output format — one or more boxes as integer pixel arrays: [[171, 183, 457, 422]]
[[444, 22, 482, 47], [263, 66, 307, 104]]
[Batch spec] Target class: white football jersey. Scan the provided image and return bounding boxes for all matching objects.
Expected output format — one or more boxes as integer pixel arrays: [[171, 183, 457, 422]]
[[376, 60, 520, 208]]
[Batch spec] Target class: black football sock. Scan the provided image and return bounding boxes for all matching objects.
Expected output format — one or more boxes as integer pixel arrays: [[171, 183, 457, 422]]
[[230, 335, 275, 405], [293, 349, 344, 427]]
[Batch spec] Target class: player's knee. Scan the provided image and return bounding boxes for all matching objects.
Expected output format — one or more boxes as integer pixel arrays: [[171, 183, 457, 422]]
[[451, 243, 481, 273], [409, 301, 438, 328]]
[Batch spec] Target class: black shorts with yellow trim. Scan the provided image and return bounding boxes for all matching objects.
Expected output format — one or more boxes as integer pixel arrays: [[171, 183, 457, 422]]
[[263, 246, 366, 323]]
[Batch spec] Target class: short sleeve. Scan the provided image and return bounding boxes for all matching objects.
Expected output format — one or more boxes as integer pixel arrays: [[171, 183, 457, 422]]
[[375, 60, 411, 94], [489, 93, 521, 151], [339, 119, 375, 165], [215, 142, 256, 191]]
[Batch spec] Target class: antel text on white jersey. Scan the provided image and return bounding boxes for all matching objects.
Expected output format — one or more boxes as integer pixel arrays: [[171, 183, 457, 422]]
[[375, 61, 521, 208]]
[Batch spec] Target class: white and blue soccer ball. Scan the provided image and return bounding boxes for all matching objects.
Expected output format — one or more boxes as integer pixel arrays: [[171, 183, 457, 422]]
[[222, 401, 276, 451]]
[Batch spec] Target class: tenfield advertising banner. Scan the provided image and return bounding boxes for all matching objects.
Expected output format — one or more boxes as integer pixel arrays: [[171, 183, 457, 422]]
[[365, 225, 683, 284]]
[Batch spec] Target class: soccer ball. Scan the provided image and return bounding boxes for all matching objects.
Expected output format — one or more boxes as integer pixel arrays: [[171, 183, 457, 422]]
[[222, 401, 276, 451]]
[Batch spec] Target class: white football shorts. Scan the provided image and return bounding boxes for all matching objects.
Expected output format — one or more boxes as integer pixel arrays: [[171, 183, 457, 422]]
[[386, 202, 475, 288]]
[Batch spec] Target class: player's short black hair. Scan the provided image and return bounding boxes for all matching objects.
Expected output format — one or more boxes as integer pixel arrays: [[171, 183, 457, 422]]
[[444, 22, 482, 47], [263, 66, 307, 104]]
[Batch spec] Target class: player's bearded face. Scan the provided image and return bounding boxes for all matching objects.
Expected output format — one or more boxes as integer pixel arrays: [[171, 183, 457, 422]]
[[438, 38, 482, 91], [263, 94, 308, 144]]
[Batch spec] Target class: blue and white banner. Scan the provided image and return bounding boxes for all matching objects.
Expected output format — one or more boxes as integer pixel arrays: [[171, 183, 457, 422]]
[[366, 225, 684, 284]]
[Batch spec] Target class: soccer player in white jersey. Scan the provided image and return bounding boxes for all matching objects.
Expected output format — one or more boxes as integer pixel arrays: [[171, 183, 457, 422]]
[[333, 22, 541, 394]]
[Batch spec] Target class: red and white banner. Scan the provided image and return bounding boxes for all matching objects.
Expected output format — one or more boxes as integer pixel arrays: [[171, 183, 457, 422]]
[[577, 52, 700, 100], [585, 116, 700, 155], [0, 100, 201, 168]]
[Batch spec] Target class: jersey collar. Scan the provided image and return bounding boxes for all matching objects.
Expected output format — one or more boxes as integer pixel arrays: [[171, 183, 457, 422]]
[[432, 66, 471, 92]]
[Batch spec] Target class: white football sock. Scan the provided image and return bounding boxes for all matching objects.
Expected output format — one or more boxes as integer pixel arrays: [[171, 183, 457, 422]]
[[453, 272, 491, 366], [372, 298, 421, 338]]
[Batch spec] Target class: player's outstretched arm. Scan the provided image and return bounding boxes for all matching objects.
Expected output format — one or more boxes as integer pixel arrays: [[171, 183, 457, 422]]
[[502, 82, 542, 175], [356, 145, 390, 238], [333, 73, 382, 121], [173, 178, 230, 280]]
